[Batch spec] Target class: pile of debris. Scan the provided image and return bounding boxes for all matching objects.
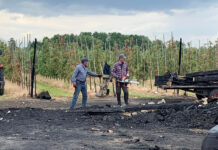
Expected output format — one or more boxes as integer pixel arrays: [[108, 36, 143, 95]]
[[70, 101, 218, 130], [155, 102, 218, 129], [36, 91, 51, 100], [117, 102, 218, 129]]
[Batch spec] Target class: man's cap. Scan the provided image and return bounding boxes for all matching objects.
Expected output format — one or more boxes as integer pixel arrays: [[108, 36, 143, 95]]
[[81, 57, 89, 63], [119, 54, 126, 59]]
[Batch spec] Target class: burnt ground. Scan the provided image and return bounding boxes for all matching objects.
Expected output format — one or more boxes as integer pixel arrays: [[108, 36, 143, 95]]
[[0, 97, 217, 150]]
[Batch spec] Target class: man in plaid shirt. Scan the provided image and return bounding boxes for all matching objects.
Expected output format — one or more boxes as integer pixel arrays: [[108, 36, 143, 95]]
[[112, 54, 129, 106]]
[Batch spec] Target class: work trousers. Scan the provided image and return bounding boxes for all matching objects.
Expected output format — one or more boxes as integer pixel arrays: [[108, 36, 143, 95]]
[[116, 81, 129, 105], [71, 81, 87, 108]]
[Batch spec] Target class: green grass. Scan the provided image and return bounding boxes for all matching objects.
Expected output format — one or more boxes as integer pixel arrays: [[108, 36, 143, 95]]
[[128, 91, 160, 99], [179, 90, 196, 97], [107, 87, 159, 99], [37, 82, 72, 97], [37, 82, 194, 99], [0, 94, 9, 101]]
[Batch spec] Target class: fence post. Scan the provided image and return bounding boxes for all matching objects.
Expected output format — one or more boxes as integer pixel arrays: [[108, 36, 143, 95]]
[[177, 38, 182, 95], [178, 38, 182, 75], [31, 38, 37, 98]]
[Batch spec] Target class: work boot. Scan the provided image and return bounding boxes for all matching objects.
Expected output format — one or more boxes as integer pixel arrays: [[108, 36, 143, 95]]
[[69, 107, 74, 111], [117, 92, 121, 106], [117, 99, 121, 106], [121, 104, 127, 108]]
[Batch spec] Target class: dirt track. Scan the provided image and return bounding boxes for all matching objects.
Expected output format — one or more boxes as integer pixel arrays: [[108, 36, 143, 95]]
[[0, 97, 217, 150]]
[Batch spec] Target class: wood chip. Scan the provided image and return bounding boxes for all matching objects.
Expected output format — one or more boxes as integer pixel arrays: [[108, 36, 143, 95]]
[[107, 129, 113, 133], [91, 128, 100, 131]]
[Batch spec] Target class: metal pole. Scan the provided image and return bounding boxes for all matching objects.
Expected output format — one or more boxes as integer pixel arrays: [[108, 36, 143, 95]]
[[31, 38, 37, 97], [178, 38, 182, 75], [177, 38, 182, 95]]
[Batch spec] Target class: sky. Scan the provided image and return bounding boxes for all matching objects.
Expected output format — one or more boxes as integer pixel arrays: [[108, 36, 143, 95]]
[[0, 0, 218, 46]]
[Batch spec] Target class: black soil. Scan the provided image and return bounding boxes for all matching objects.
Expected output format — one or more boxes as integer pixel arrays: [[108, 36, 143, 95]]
[[0, 99, 217, 150]]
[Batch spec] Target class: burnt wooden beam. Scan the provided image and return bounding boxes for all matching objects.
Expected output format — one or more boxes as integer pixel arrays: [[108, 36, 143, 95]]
[[162, 85, 218, 89], [186, 70, 218, 77], [31, 38, 37, 98], [178, 38, 182, 75], [195, 75, 218, 82]]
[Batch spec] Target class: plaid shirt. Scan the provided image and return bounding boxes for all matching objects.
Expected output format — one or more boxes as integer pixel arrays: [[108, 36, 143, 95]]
[[112, 62, 128, 80]]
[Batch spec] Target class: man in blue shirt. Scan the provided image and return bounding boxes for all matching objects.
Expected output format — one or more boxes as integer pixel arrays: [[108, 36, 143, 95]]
[[71, 57, 101, 109]]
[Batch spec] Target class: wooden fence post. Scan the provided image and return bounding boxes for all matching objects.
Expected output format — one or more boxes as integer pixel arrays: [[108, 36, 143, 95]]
[[31, 38, 37, 98]]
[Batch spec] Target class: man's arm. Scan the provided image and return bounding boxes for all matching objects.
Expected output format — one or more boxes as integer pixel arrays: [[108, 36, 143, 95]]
[[126, 64, 129, 75], [72, 66, 79, 83], [112, 64, 119, 79], [87, 69, 98, 77]]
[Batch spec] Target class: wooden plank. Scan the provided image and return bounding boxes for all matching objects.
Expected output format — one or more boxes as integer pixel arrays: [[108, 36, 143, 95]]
[[154, 74, 171, 86], [162, 85, 218, 89], [195, 75, 218, 82], [186, 70, 218, 77]]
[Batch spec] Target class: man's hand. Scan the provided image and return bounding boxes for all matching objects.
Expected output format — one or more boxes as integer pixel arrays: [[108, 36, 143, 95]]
[[73, 83, 77, 88], [122, 76, 127, 80], [117, 77, 122, 81], [97, 74, 102, 78]]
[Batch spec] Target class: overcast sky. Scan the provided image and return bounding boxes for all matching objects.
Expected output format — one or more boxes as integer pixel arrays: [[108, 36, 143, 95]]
[[0, 0, 218, 46]]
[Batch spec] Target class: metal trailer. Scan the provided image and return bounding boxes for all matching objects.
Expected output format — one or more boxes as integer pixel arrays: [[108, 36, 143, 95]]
[[155, 70, 218, 101], [161, 85, 218, 101]]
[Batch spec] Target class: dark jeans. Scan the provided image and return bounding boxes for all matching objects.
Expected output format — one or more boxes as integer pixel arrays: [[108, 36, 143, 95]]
[[116, 81, 129, 105], [71, 81, 87, 108]]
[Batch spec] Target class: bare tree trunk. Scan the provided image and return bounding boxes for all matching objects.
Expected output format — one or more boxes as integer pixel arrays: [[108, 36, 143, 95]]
[[94, 60, 97, 93], [21, 38, 24, 88], [89, 76, 92, 90], [29, 35, 32, 96], [155, 36, 159, 76], [148, 42, 153, 89], [163, 34, 167, 72], [142, 39, 145, 87], [85, 37, 89, 58]]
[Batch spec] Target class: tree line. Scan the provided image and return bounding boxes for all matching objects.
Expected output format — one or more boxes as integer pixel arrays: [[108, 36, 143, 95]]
[[0, 32, 217, 89]]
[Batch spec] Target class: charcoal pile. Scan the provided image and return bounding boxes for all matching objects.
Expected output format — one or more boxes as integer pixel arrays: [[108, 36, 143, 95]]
[[186, 70, 218, 86], [119, 102, 218, 129], [155, 72, 174, 86], [154, 72, 190, 86], [70, 102, 218, 130], [0, 102, 217, 131], [36, 91, 51, 100], [156, 102, 218, 129]]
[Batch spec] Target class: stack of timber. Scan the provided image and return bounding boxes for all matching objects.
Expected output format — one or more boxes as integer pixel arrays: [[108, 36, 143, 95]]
[[155, 70, 218, 87], [155, 72, 173, 86]]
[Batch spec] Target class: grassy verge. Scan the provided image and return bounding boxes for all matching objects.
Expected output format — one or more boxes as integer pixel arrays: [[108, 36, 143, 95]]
[[37, 82, 72, 97], [0, 95, 9, 101], [129, 91, 160, 99], [107, 87, 160, 99], [37, 81, 160, 99]]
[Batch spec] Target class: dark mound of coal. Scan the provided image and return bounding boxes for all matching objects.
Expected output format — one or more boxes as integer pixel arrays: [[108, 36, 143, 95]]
[[120, 102, 218, 129], [156, 103, 218, 129], [36, 91, 51, 100]]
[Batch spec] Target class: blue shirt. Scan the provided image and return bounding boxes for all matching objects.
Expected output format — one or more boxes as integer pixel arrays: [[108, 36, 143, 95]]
[[72, 64, 98, 83]]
